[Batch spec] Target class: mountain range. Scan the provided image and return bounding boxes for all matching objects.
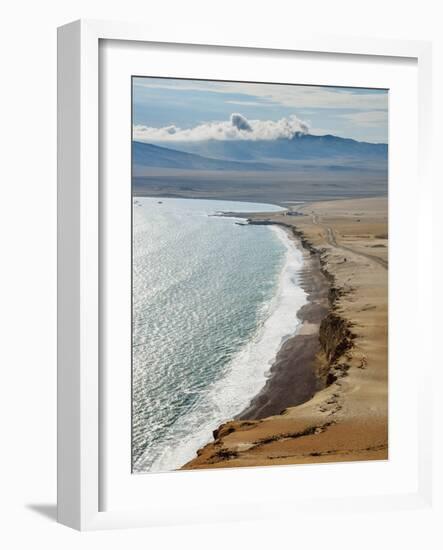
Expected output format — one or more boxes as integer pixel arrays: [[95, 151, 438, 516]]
[[133, 133, 387, 176], [132, 133, 388, 203]]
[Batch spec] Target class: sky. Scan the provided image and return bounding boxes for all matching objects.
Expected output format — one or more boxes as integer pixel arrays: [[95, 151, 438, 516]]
[[132, 77, 388, 144]]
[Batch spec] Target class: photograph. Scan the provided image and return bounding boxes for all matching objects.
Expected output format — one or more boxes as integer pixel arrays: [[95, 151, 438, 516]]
[[131, 76, 388, 474]]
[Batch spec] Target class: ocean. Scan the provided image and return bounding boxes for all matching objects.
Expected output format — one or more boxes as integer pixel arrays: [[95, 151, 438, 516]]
[[132, 197, 307, 473]]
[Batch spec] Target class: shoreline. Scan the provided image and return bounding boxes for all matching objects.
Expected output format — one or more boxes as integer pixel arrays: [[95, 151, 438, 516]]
[[209, 212, 322, 421], [182, 196, 388, 469], [237, 228, 329, 420], [210, 208, 328, 421]]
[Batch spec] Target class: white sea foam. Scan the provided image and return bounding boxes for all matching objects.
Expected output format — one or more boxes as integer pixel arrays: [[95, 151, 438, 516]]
[[140, 225, 307, 473]]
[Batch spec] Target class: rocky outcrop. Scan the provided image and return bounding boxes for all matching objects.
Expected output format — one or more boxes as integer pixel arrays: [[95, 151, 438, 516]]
[[319, 313, 354, 364]]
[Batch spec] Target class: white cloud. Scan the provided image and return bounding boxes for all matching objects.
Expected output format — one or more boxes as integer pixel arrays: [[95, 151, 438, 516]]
[[133, 113, 310, 142]]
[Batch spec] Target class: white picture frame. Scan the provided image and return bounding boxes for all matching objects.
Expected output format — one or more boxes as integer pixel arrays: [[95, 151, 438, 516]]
[[57, 19, 433, 531]]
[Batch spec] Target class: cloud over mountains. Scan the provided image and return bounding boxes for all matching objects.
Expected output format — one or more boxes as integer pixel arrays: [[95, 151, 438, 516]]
[[133, 113, 310, 143]]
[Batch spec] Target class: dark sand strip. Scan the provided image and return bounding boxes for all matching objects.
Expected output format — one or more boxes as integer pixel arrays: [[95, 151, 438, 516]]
[[238, 235, 329, 420]]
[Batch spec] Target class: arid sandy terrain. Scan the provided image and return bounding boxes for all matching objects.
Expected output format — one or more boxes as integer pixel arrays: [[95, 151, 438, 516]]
[[183, 196, 388, 469]]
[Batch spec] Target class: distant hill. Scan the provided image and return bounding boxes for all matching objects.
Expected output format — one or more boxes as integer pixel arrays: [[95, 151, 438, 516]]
[[145, 133, 388, 164], [132, 141, 273, 174]]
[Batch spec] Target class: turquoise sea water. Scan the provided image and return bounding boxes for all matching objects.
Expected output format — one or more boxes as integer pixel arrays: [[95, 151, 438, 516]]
[[132, 197, 306, 473]]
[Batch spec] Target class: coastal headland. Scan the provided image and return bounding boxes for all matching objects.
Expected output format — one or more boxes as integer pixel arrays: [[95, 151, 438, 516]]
[[182, 196, 388, 469]]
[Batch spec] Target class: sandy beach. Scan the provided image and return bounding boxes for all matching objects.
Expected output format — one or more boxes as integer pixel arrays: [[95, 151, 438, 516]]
[[183, 196, 388, 469], [238, 238, 330, 420]]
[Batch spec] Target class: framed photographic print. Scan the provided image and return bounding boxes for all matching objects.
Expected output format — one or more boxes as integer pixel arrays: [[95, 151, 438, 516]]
[[130, 76, 389, 474], [57, 20, 433, 530]]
